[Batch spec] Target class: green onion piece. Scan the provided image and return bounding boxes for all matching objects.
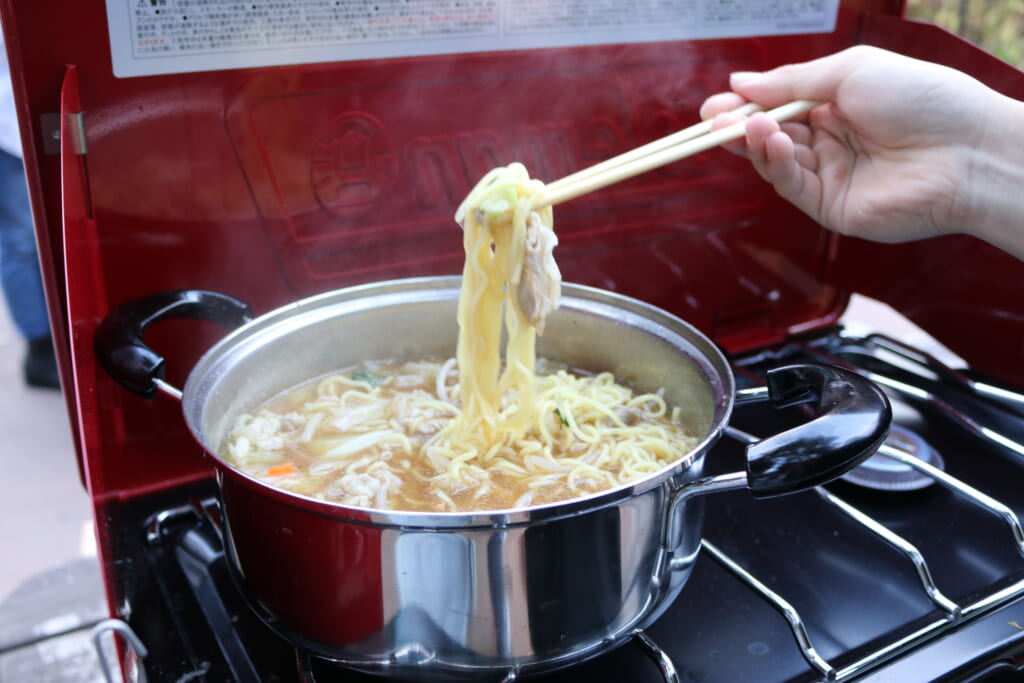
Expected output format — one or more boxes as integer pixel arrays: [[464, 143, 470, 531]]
[[478, 185, 518, 222], [352, 369, 387, 387]]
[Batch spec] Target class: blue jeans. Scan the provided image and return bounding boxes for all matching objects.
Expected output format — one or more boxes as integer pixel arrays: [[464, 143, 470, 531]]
[[0, 149, 49, 341]]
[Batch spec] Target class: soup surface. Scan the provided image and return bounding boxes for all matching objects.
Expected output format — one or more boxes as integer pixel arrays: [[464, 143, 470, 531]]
[[222, 358, 699, 512]]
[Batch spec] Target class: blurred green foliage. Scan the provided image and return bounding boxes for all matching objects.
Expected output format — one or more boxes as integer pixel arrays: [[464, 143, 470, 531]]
[[907, 0, 1024, 66]]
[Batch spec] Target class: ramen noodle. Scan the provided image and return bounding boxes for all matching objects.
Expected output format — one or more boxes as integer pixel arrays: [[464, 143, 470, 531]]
[[222, 164, 699, 511]]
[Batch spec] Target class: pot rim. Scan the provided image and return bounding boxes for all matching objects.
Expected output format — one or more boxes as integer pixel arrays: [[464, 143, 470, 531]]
[[183, 275, 736, 528]]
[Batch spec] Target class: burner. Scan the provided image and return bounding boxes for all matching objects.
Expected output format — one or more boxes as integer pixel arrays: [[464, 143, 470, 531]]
[[841, 425, 945, 492]]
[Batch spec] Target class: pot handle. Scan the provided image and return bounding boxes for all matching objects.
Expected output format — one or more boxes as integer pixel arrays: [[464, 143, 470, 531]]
[[740, 363, 891, 497], [94, 289, 253, 399], [663, 363, 890, 551]]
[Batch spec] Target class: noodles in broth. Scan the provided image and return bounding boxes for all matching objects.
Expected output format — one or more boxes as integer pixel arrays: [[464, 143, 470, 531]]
[[222, 164, 699, 512]]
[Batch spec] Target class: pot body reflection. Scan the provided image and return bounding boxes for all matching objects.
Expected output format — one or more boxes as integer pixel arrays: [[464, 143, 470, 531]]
[[220, 464, 706, 677]]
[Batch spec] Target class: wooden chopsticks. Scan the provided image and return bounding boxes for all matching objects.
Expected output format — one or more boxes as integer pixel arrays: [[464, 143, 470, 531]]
[[535, 100, 820, 208]]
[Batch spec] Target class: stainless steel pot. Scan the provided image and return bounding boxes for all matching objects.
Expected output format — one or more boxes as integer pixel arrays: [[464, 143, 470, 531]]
[[96, 276, 890, 679]]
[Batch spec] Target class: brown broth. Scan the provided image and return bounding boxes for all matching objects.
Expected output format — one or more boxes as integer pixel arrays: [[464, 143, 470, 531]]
[[221, 359, 690, 512]]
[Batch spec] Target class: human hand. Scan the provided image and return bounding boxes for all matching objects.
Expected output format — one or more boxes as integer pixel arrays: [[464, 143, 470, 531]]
[[700, 45, 1022, 252]]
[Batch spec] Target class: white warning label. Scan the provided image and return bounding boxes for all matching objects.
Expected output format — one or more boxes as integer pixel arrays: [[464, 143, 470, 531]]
[[107, 0, 839, 78]]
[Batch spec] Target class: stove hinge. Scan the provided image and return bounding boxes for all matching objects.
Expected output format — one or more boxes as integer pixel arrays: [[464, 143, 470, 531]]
[[41, 111, 87, 156]]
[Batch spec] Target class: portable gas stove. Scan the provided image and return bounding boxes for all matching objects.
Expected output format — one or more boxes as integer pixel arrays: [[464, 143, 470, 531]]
[[96, 325, 1024, 683], [3, 1, 1023, 681]]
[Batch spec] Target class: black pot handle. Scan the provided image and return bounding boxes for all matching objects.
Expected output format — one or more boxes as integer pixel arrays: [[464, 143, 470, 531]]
[[95, 290, 254, 399], [663, 363, 890, 552], [743, 363, 891, 497]]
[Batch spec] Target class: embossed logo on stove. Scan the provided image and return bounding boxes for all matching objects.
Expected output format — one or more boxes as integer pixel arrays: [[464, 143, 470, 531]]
[[306, 77, 724, 228], [311, 112, 398, 219]]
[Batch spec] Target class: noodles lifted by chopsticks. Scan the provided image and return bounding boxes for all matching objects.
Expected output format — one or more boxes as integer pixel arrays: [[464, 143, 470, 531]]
[[415, 163, 696, 507], [447, 162, 560, 452]]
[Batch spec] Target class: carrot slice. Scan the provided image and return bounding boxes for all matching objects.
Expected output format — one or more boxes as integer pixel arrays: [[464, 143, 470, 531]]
[[266, 462, 296, 477]]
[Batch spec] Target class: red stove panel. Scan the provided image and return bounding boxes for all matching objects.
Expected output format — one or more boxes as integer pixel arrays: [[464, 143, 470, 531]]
[[224, 51, 767, 287], [73, 37, 857, 348], [220, 43, 847, 343]]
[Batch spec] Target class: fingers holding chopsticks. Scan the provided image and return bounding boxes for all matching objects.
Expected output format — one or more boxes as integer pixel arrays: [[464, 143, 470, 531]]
[[699, 92, 753, 158], [742, 113, 821, 202], [698, 82, 835, 223], [700, 90, 819, 160]]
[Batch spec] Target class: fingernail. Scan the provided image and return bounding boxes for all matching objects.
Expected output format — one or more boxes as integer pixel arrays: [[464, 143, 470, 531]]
[[730, 71, 762, 86]]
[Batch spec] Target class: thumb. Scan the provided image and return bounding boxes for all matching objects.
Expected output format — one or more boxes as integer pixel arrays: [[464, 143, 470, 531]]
[[729, 47, 867, 107]]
